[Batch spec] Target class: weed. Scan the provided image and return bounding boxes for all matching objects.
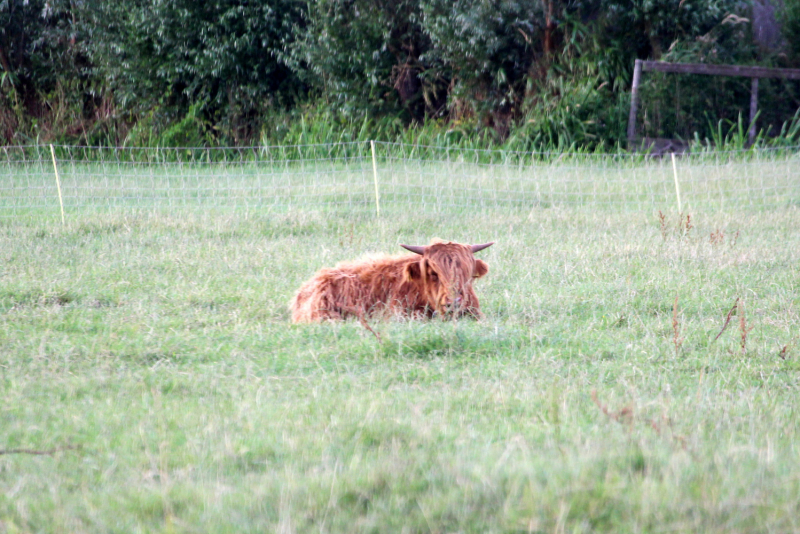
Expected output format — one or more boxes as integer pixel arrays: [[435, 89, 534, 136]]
[[739, 299, 754, 354], [342, 305, 383, 344], [592, 391, 689, 452], [591, 390, 634, 425], [679, 213, 693, 237], [657, 211, 695, 242], [672, 293, 683, 357], [731, 229, 740, 247], [658, 210, 668, 241], [709, 229, 724, 246], [709, 228, 739, 248], [714, 297, 740, 342]]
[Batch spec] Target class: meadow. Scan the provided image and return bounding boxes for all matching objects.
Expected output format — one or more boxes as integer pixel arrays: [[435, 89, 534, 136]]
[[1, 149, 800, 532]]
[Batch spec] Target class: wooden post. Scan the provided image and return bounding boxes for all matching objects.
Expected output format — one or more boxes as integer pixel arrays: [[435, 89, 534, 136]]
[[640, 61, 800, 79], [627, 59, 643, 150], [628, 61, 800, 150], [749, 77, 759, 145]]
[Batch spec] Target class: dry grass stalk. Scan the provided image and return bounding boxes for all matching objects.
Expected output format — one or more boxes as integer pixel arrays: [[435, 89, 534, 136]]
[[672, 293, 683, 356], [647, 415, 689, 451], [343, 305, 383, 343], [591, 390, 633, 424], [713, 297, 740, 342], [658, 210, 668, 241], [710, 229, 740, 248], [739, 299, 753, 354], [657, 211, 694, 241], [592, 390, 688, 451], [0, 444, 80, 456], [680, 213, 693, 236], [337, 224, 356, 247]]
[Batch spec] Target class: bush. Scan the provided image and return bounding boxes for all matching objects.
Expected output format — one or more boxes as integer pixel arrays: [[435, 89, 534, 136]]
[[85, 0, 306, 145], [0, 0, 92, 143], [420, 0, 547, 132], [781, 0, 800, 59], [287, 0, 440, 122]]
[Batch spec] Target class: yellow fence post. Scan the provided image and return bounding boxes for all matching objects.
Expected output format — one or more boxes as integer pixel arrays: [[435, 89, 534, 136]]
[[370, 140, 380, 216], [50, 144, 66, 226], [671, 152, 682, 214]]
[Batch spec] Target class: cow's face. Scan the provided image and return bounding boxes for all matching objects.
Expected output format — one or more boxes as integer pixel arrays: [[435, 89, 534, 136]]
[[402, 240, 492, 317]]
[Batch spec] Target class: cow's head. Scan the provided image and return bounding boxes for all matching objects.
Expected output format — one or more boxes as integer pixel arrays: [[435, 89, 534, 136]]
[[401, 239, 493, 317]]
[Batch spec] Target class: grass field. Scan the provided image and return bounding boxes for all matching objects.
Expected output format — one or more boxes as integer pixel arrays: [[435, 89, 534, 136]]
[[3, 145, 800, 218], [1, 168, 800, 531]]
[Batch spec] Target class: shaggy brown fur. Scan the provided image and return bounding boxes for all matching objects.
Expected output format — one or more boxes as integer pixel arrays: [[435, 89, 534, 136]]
[[290, 239, 492, 322]]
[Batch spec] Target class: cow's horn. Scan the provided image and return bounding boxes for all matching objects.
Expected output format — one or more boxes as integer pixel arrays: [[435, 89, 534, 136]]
[[400, 244, 426, 255], [470, 242, 495, 253]]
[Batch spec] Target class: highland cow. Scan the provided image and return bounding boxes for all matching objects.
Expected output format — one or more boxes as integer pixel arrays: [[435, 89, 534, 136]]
[[290, 239, 494, 322]]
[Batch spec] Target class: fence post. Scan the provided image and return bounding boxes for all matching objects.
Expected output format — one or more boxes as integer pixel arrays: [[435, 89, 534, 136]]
[[49, 144, 66, 226], [671, 152, 682, 214], [627, 59, 643, 150], [370, 140, 380, 216], [749, 78, 759, 146]]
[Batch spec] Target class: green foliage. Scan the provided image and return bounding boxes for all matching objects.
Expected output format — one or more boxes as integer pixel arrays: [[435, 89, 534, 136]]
[[84, 0, 305, 144], [505, 15, 633, 151], [0, 0, 85, 90], [509, 77, 629, 151], [691, 108, 800, 150], [584, 0, 746, 60], [420, 0, 545, 126], [259, 104, 406, 146], [2, 0, 799, 149], [258, 99, 508, 150], [0, 0, 93, 143], [126, 102, 213, 148], [287, 0, 437, 122], [780, 0, 800, 59], [634, 11, 800, 143], [2, 206, 800, 531]]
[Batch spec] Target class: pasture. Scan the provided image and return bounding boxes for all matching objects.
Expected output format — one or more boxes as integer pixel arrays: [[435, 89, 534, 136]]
[[1, 148, 800, 532]]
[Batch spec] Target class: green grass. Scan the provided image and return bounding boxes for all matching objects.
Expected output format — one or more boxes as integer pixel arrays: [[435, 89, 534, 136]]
[[1, 200, 799, 532], [2, 146, 800, 219]]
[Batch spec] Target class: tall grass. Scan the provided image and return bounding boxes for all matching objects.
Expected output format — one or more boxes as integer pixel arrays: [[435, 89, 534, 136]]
[[257, 102, 800, 156], [689, 109, 800, 152], [1, 190, 799, 531], [3, 144, 799, 223]]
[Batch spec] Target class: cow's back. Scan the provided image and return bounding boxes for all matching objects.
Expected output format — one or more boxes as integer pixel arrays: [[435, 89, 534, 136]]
[[290, 254, 423, 322]]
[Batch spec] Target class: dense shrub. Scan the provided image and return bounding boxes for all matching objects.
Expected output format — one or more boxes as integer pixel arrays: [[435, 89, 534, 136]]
[[84, 0, 306, 144], [286, 0, 441, 122], [420, 0, 547, 134], [0, 0, 92, 143], [781, 0, 800, 59], [2, 0, 799, 148]]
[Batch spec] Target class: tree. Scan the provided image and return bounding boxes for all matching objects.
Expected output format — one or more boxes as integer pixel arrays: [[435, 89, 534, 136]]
[[85, 0, 306, 143], [287, 0, 442, 122], [0, 0, 88, 141], [420, 0, 549, 132]]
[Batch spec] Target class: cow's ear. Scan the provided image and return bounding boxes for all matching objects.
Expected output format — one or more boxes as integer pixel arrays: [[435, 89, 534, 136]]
[[404, 260, 423, 282], [473, 259, 489, 278]]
